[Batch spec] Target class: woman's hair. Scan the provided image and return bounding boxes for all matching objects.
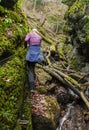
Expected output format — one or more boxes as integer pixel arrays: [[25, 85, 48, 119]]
[[32, 28, 38, 33]]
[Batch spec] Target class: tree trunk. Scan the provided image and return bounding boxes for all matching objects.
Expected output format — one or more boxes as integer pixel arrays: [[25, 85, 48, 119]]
[[37, 64, 89, 109]]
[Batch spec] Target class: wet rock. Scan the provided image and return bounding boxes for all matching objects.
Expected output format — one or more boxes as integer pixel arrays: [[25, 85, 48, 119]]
[[58, 104, 86, 130], [57, 91, 71, 105], [56, 87, 74, 105]]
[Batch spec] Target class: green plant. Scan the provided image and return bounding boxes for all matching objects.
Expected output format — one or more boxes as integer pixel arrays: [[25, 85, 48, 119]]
[[3, 17, 13, 28], [7, 11, 21, 23], [0, 5, 5, 15]]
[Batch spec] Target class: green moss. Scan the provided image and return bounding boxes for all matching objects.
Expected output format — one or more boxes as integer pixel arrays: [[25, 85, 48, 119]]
[[65, 0, 86, 23], [63, 0, 89, 64], [63, 23, 69, 32], [0, 37, 15, 56], [83, 22, 89, 34], [68, 73, 83, 82], [66, 75, 79, 87], [0, 46, 33, 130], [0, 17, 28, 58], [0, 48, 25, 129], [45, 97, 60, 129], [68, 0, 85, 14], [57, 41, 64, 59], [38, 86, 47, 94], [0, 88, 7, 108], [0, 5, 5, 15], [0, 0, 31, 130], [86, 35, 89, 43], [70, 56, 82, 70], [15, 97, 33, 130], [0, 1, 28, 58], [7, 10, 22, 23], [62, 0, 76, 6], [15, 125, 22, 130], [46, 97, 60, 114]]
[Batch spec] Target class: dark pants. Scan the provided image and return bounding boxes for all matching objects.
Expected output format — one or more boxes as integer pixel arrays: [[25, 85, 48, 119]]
[[27, 61, 36, 91]]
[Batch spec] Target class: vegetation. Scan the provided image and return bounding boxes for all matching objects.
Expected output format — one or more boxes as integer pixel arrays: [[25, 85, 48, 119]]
[[63, 0, 89, 61], [0, 0, 89, 129], [62, 0, 76, 6], [0, 53, 24, 130], [0, 0, 32, 130]]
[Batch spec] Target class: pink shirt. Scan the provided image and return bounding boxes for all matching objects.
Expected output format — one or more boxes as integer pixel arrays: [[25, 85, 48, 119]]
[[25, 32, 42, 46]]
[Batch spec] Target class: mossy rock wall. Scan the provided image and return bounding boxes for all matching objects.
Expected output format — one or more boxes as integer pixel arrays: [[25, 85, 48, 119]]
[[0, 0, 28, 60], [63, 0, 89, 61], [0, 0, 32, 130], [0, 49, 32, 130]]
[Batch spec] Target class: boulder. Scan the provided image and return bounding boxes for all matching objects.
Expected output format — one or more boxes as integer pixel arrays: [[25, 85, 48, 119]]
[[36, 68, 52, 85], [31, 93, 60, 130]]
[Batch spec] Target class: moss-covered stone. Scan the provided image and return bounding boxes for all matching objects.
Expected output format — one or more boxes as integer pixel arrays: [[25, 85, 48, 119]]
[[15, 98, 32, 130], [36, 68, 52, 85], [0, 0, 32, 129], [0, 5, 5, 15], [0, 0, 28, 59], [63, 0, 89, 62], [32, 94, 60, 130], [0, 47, 32, 130], [37, 86, 47, 94], [7, 10, 22, 23], [0, 55, 24, 129]]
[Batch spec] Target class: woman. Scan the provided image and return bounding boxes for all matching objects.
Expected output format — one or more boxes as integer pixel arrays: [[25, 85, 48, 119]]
[[24, 28, 44, 93]]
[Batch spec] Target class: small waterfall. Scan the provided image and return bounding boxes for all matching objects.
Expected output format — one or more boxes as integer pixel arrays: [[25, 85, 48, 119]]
[[56, 103, 74, 130]]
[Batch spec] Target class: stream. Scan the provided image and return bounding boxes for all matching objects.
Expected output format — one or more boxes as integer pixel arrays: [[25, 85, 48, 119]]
[[56, 103, 74, 130], [56, 101, 87, 130], [55, 85, 89, 130]]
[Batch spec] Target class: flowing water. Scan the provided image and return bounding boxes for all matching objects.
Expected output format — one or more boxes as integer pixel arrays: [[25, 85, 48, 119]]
[[56, 103, 74, 130], [56, 100, 88, 130]]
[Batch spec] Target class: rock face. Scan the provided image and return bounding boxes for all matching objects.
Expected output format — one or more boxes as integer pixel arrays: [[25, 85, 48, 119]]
[[31, 93, 60, 130], [0, 0, 32, 130], [63, 0, 89, 62]]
